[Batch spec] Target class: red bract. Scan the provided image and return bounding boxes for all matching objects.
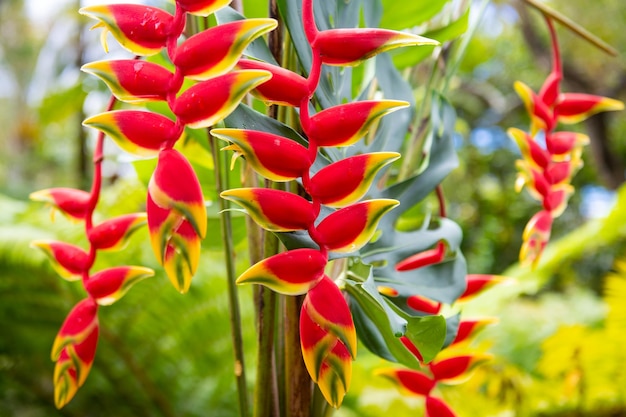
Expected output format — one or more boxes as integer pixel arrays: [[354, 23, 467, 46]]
[[400, 336, 424, 362], [82, 60, 174, 103], [425, 396, 458, 417], [395, 241, 446, 272], [174, 19, 277, 80], [300, 276, 356, 408], [175, 0, 231, 16], [85, 266, 154, 305], [556, 93, 624, 124], [51, 299, 99, 362], [313, 28, 437, 66], [406, 294, 442, 315], [31, 241, 90, 281], [377, 368, 435, 396], [88, 213, 147, 251], [236, 249, 327, 295], [308, 100, 408, 147], [458, 274, 503, 302], [212, 128, 311, 181], [451, 318, 496, 345], [84, 110, 182, 157], [221, 188, 316, 232], [429, 354, 491, 383], [29, 188, 91, 221], [236, 59, 309, 107], [80, 5, 174, 55], [172, 70, 271, 128], [308, 152, 400, 207]]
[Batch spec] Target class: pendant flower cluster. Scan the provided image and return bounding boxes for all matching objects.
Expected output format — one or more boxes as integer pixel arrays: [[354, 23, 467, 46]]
[[30, 0, 277, 408], [216, 0, 437, 407], [509, 18, 623, 267]]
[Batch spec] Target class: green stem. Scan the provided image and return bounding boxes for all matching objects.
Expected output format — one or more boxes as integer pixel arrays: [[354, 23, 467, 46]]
[[254, 232, 280, 417], [209, 133, 249, 417], [284, 294, 313, 417], [522, 0, 618, 56]]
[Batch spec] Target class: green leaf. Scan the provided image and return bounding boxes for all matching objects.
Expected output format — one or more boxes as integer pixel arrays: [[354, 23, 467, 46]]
[[380, 0, 448, 30], [404, 314, 446, 363]]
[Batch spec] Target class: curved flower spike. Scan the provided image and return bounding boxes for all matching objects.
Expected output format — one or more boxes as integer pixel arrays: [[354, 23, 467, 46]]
[[395, 241, 446, 272], [31, 241, 89, 281], [84, 110, 182, 157], [546, 131, 589, 159], [313, 28, 438, 66], [428, 354, 491, 383], [85, 266, 154, 305], [236, 59, 309, 107], [51, 298, 99, 362], [30, 188, 91, 221], [175, 0, 231, 16], [308, 100, 409, 148], [174, 19, 278, 81], [147, 194, 201, 293], [309, 152, 400, 207], [513, 81, 554, 134], [221, 188, 316, 232], [236, 248, 327, 295], [81, 60, 173, 103], [519, 210, 553, 267], [507, 128, 550, 169], [406, 294, 442, 315], [212, 128, 311, 181], [458, 274, 504, 302], [376, 368, 435, 397], [149, 149, 206, 238], [451, 318, 497, 345], [300, 276, 356, 408], [88, 213, 147, 251], [80, 5, 173, 55], [173, 70, 271, 129], [556, 93, 624, 124], [425, 396, 458, 417], [316, 199, 399, 253]]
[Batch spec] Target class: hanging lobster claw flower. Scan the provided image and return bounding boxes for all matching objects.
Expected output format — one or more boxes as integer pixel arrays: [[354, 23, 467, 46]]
[[451, 318, 497, 345], [175, 0, 231, 16], [80, 5, 173, 55], [212, 128, 311, 181], [236, 248, 327, 295], [513, 81, 554, 134], [88, 213, 147, 251], [236, 59, 309, 107], [84, 110, 182, 157], [425, 396, 458, 417], [81, 60, 173, 103], [309, 152, 400, 207], [221, 188, 316, 232], [546, 131, 589, 159], [316, 199, 399, 253], [30, 188, 91, 221], [507, 128, 550, 169], [308, 100, 408, 147], [406, 294, 442, 315], [458, 274, 504, 302], [313, 28, 438, 66], [376, 368, 435, 397], [174, 19, 278, 80], [85, 266, 154, 305], [173, 70, 271, 128], [556, 93, 624, 124], [395, 241, 446, 272], [31, 241, 90, 281], [51, 298, 99, 408], [148, 148, 207, 239], [147, 194, 201, 293], [300, 276, 356, 408], [428, 354, 491, 383]]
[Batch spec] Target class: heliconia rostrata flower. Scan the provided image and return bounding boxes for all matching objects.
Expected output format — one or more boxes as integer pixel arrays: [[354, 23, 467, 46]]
[[31, 0, 278, 407], [215, 0, 437, 406], [509, 18, 623, 267]]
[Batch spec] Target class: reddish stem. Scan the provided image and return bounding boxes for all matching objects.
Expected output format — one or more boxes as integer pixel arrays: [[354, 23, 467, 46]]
[[544, 16, 561, 76]]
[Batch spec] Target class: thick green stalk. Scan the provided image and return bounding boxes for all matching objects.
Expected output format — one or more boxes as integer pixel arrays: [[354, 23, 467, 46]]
[[209, 133, 249, 417]]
